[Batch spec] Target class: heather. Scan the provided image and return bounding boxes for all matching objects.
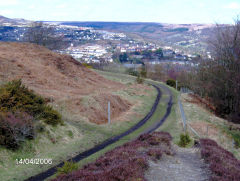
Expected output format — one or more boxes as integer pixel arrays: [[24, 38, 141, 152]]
[[200, 138, 240, 181], [0, 79, 63, 149], [0, 111, 34, 149], [53, 132, 173, 181]]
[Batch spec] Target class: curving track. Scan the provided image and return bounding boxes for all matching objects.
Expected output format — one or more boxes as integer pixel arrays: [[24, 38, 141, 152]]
[[26, 83, 173, 181]]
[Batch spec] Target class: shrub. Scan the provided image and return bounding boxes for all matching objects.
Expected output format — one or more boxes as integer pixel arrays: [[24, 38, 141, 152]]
[[0, 79, 44, 114], [0, 80, 62, 126], [67, 130, 74, 138], [41, 105, 62, 126], [57, 161, 78, 175], [178, 133, 191, 147], [166, 79, 176, 88], [234, 137, 240, 148], [140, 68, 147, 78], [82, 63, 92, 69], [0, 111, 34, 149], [229, 131, 240, 149], [126, 68, 139, 77], [136, 75, 144, 84], [35, 121, 46, 133]]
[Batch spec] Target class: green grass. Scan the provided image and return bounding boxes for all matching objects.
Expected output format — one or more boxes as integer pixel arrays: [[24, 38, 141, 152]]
[[0, 122, 82, 181], [48, 71, 180, 180], [155, 85, 183, 144], [0, 69, 180, 181], [0, 70, 158, 181], [219, 125, 240, 151], [95, 70, 183, 142], [180, 94, 240, 159]]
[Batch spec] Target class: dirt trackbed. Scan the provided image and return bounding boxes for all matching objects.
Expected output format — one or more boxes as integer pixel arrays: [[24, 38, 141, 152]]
[[26, 83, 173, 181]]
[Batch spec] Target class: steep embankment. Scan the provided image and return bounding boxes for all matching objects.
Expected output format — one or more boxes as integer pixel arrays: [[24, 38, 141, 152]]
[[0, 42, 130, 123]]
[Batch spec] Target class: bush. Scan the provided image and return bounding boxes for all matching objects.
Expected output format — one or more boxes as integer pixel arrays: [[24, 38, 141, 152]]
[[140, 67, 147, 78], [82, 63, 92, 69], [234, 137, 240, 148], [0, 80, 62, 126], [41, 105, 62, 126], [136, 75, 144, 84], [126, 68, 139, 77], [166, 79, 176, 88], [0, 112, 34, 149], [57, 161, 78, 175], [67, 130, 74, 138], [178, 133, 191, 147], [35, 121, 46, 133]]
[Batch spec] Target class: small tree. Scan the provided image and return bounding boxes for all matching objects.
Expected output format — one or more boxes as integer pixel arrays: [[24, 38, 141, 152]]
[[119, 53, 128, 63], [166, 79, 176, 88], [155, 48, 163, 58]]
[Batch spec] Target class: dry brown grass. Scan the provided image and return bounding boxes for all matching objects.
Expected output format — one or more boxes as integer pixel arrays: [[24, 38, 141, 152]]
[[0, 42, 132, 124], [180, 93, 240, 159]]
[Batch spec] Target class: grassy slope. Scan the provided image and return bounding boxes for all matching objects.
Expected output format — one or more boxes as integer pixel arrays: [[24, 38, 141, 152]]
[[180, 94, 240, 159], [0, 70, 157, 181], [95, 70, 182, 143], [47, 70, 181, 180]]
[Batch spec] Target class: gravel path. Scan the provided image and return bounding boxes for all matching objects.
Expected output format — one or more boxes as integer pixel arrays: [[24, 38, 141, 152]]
[[145, 145, 211, 181]]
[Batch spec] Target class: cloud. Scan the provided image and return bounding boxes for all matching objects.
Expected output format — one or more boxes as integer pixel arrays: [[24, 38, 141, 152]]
[[225, 2, 240, 9]]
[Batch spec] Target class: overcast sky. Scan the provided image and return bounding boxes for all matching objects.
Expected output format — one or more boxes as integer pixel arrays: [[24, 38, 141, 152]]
[[0, 0, 239, 24]]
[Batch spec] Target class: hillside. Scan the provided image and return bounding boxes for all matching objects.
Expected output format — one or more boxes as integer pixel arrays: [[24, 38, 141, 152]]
[[60, 21, 219, 54], [0, 42, 129, 123], [0, 42, 160, 180], [0, 15, 30, 25]]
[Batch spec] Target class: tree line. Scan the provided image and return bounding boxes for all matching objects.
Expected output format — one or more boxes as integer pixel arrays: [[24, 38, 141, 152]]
[[179, 19, 240, 123], [113, 48, 163, 64]]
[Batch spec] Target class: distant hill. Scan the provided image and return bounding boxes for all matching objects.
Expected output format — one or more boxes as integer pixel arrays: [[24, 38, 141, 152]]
[[60, 21, 215, 33], [60, 21, 164, 33], [0, 15, 12, 23], [59, 21, 219, 54], [0, 15, 30, 25], [0, 15, 224, 54]]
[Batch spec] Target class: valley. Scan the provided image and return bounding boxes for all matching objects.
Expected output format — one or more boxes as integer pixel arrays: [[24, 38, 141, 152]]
[[0, 8, 239, 181]]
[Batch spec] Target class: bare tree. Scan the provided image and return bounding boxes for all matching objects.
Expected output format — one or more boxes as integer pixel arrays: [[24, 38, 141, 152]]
[[182, 18, 240, 123], [24, 22, 65, 50]]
